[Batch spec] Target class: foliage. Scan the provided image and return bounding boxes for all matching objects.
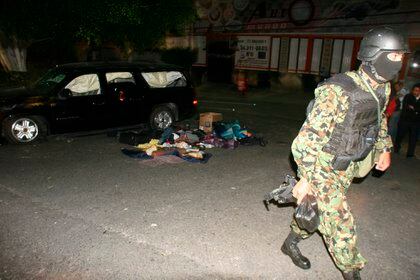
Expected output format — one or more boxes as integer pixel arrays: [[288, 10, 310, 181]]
[[0, 0, 66, 47], [160, 47, 198, 69], [0, 0, 196, 51], [74, 0, 196, 52]]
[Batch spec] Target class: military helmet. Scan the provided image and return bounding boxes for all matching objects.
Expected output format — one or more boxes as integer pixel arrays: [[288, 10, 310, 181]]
[[357, 26, 409, 61]]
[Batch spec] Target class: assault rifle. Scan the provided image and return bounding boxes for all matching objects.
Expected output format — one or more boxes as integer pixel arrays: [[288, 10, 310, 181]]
[[263, 174, 297, 210], [263, 174, 320, 232]]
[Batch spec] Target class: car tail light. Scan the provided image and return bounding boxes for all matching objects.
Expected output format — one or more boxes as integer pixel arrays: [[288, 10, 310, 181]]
[[193, 99, 198, 106], [119, 90, 126, 102]]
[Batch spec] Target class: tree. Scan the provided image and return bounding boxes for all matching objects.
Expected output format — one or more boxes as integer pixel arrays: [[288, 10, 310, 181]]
[[0, 0, 67, 71], [75, 0, 196, 56], [0, 0, 196, 72]]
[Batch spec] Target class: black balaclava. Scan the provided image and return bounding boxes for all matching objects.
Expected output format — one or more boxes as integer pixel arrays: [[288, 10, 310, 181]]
[[363, 52, 402, 83]]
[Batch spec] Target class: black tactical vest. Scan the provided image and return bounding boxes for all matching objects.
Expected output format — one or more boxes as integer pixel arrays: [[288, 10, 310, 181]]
[[319, 73, 386, 170]]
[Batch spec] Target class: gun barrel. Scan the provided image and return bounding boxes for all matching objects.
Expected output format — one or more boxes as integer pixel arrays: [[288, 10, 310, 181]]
[[264, 193, 274, 202]]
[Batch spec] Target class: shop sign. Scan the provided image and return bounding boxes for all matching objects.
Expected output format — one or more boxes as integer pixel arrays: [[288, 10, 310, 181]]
[[235, 36, 270, 69]]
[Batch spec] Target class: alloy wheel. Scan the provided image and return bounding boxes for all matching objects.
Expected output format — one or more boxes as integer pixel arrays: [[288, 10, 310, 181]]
[[154, 111, 172, 130], [11, 118, 39, 142]]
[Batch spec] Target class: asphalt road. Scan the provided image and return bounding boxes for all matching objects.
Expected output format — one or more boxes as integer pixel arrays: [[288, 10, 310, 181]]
[[0, 84, 419, 279]]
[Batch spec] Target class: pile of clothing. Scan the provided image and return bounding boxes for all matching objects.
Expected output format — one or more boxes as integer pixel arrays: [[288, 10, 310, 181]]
[[212, 121, 266, 147], [121, 121, 266, 164]]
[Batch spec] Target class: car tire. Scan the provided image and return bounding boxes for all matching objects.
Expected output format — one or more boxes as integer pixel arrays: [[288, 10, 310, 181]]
[[2, 115, 48, 144], [149, 105, 174, 130]]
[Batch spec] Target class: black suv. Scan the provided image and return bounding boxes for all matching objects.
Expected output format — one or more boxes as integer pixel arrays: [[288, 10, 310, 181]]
[[0, 62, 197, 144]]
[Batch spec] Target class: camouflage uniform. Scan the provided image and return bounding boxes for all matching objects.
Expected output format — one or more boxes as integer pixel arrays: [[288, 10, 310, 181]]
[[290, 68, 393, 272]]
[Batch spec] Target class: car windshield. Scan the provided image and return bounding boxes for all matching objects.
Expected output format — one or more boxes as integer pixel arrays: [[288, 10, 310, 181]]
[[31, 69, 67, 94]]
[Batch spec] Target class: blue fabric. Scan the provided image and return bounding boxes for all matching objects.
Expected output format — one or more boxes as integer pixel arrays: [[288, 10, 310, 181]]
[[121, 148, 211, 163], [159, 127, 174, 144], [121, 148, 153, 159], [180, 152, 212, 164], [214, 120, 247, 140]]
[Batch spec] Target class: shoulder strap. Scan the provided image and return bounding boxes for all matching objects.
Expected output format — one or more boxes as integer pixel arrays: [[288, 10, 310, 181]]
[[320, 73, 357, 93], [356, 72, 381, 126]]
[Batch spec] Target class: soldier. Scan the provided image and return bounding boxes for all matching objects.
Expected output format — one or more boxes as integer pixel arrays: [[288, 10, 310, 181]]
[[281, 27, 409, 280]]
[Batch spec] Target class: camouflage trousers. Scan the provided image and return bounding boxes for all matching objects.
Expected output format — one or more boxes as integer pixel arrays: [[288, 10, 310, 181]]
[[290, 158, 367, 272]]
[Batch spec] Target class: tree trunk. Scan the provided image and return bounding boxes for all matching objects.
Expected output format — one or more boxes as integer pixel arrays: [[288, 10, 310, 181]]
[[0, 39, 27, 72]]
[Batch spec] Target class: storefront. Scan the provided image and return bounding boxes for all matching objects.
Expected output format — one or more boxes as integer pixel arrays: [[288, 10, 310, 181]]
[[177, 0, 420, 87]]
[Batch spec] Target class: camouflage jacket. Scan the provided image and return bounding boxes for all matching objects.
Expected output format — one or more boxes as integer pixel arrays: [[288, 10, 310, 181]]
[[291, 68, 393, 182]]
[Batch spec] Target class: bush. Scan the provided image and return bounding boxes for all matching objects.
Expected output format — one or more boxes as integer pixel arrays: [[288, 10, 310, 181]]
[[160, 47, 197, 69]]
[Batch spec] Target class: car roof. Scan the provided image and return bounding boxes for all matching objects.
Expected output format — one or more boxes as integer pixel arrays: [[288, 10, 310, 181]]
[[55, 61, 185, 73]]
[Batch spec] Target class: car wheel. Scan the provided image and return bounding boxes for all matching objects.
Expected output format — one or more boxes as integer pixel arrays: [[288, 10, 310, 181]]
[[149, 106, 174, 130], [2, 116, 48, 144]]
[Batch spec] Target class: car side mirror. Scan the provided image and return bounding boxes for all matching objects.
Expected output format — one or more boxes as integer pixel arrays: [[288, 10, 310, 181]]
[[58, 89, 72, 100]]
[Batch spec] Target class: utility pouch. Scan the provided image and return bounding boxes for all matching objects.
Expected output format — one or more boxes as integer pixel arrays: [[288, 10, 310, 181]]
[[331, 156, 352, 171]]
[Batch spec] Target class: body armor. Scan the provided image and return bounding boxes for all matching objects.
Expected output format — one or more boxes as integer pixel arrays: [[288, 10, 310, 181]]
[[321, 73, 386, 170]]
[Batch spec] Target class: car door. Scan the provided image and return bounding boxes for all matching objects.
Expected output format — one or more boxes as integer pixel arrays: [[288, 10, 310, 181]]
[[52, 73, 109, 132], [104, 71, 146, 126]]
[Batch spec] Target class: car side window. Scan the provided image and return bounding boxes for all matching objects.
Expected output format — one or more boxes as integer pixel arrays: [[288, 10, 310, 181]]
[[106, 72, 136, 84], [65, 74, 101, 96], [141, 71, 187, 88]]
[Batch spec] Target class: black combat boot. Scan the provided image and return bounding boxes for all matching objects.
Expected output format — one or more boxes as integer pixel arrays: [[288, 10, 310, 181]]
[[342, 270, 361, 280], [281, 230, 311, 269]]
